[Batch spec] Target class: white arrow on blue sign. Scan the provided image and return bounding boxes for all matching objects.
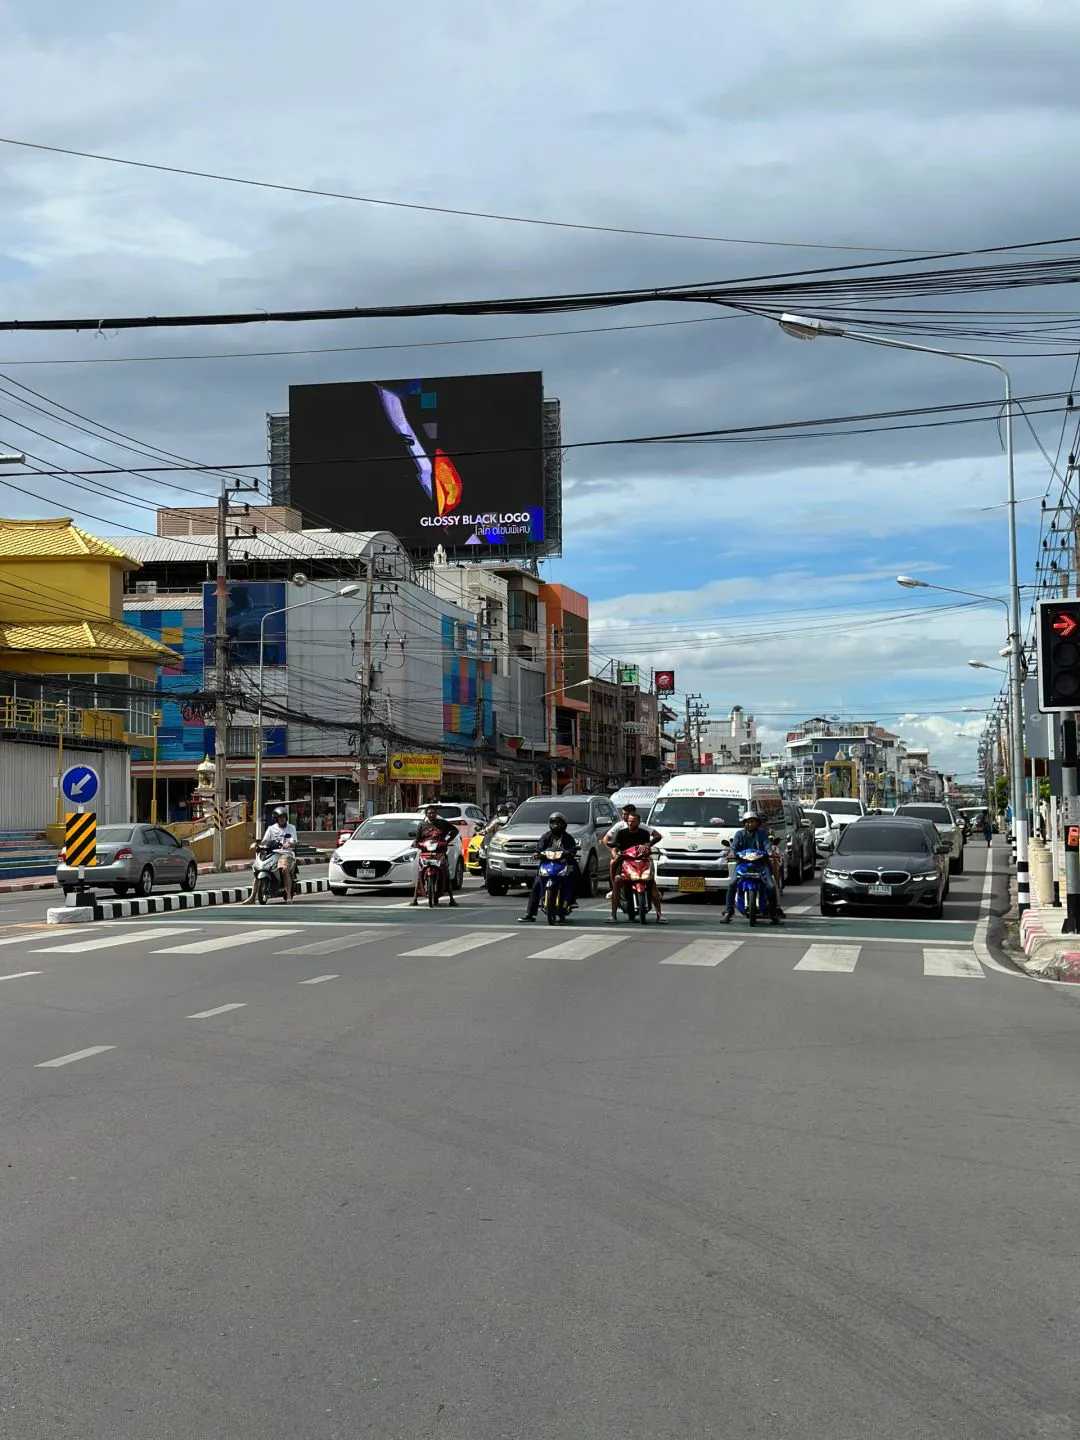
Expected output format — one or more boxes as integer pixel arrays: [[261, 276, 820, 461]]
[[61, 764, 100, 804]]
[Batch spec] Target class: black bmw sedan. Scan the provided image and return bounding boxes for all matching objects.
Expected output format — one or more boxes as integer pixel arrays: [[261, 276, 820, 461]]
[[819, 816, 949, 917]]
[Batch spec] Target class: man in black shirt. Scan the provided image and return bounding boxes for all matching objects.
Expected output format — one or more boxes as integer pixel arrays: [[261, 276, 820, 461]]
[[518, 812, 579, 922], [411, 804, 459, 907], [606, 810, 664, 920]]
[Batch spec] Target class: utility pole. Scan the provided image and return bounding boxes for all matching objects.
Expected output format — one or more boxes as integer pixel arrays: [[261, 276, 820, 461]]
[[212, 480, 259, 871], [358, 568, 376, 819], [212, 487, 229, 872], [685, 693, 701, 772], [1063, 510, 1080, 929]]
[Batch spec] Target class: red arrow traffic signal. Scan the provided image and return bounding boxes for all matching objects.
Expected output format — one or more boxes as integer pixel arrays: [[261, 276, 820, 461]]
[[1054, 612, 1079, 639]]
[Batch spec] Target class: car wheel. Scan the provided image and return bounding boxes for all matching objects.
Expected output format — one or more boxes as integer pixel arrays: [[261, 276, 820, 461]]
[[486, 877, 509, 897], [578, 854, 597, 899], [136, 866, 154, 897], [788, 853, 802, 886], [929, 897, 944, 919], [112, 884, 130, 896], [330, 886, 349, 897], [181, 862, 197, 892], [943, 876, 951, 898], [453, 857, 465, 891], [953, 849, 964, 875]]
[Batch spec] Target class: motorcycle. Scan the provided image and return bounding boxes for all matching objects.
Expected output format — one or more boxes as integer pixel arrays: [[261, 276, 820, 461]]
[[250, 840, 295, 904], [729, 846, 771, 925], [614, 842, 655, 924], [417, 837, 451, 907], [538, 848, 573, 925]]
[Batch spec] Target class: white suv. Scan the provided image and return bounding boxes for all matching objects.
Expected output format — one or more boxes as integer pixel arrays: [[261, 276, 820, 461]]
[[893, 803, 965, 874]]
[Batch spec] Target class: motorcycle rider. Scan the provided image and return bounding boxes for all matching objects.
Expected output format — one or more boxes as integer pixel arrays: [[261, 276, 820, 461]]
[[261, 806, 298, 903], [411, 803, 459, 907], [607, 809, 664, 921], [721, 810, 783, 924], [517, 812, 579, 922], [482, 801, 514, 841]]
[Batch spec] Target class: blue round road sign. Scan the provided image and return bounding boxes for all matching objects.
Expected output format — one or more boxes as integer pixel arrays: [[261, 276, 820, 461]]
[[61, 764, 100, 804]]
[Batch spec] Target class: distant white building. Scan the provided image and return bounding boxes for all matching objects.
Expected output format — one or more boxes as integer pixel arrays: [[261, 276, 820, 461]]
[[699, 706, 761, 773]]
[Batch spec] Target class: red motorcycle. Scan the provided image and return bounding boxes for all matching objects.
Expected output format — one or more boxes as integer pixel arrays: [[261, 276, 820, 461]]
[[614, 842, 656, 924], [417, 836, 451, 906]]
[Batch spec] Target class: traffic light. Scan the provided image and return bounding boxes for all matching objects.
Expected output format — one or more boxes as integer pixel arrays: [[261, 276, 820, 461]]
[[1037, 599, 1080, 711]]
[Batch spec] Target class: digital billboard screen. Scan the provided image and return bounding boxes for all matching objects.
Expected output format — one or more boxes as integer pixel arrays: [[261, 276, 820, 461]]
[[288, 371, 546, 553]]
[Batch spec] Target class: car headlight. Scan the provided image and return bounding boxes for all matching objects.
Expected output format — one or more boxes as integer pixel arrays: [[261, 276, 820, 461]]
[[823, 868, 849, 880], [914, 871, 939, 881], [331, 850, 343, 864], [392, 850, 417, 864], [489, 835, 507, 849]]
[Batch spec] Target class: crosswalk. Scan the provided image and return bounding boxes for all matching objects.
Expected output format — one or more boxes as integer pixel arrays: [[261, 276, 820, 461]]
[[7, 922, 987, 979]]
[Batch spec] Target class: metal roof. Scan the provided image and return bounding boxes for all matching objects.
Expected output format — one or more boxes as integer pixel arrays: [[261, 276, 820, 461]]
[[122, 594, 202, 612], [0, 619, 178, 660], [107, 528, 406, 566]]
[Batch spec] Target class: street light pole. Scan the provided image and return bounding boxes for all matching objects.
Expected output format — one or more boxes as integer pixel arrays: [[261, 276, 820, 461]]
[[782, 315, 1029, 913], [253, 584, 360, 838]]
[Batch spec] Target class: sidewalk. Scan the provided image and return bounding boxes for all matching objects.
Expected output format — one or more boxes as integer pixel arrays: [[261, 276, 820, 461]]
[[1016, 903, 1080, 981]]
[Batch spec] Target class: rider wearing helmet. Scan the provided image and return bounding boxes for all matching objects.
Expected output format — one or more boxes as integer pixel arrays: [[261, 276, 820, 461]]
[[411, 803, 459, 907], [518, 811, 579, 922], [482, 801, 514, 843], [721, 810, 783, 924]]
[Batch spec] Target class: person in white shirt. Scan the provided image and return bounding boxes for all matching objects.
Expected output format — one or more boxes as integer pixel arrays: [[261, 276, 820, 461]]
[[261, 806, 298, 902]]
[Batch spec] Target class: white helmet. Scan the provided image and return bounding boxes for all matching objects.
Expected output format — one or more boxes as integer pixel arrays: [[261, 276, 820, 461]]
[[742, 809, 761, 823]]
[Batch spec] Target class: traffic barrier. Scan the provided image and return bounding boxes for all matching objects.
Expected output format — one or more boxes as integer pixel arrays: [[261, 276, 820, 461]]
[[64, 811, 97, 868], [45, 876, 331, 924]]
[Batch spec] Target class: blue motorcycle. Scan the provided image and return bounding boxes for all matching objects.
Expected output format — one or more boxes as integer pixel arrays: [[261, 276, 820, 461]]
[[538, 849, 573, 925], [730, 847, 771, 926]]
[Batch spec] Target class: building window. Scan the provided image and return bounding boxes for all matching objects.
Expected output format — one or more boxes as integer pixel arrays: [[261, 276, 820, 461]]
[[508, 590, 538, 632]]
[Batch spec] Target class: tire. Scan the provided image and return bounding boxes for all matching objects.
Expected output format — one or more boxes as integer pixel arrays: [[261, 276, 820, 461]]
[[452, 857, 465, 892], [788, 853, 802, 886], [545, 885, 559, 925], [636, 888, 648, 923], [112, 884, 130, 896], [943, 876, 951, 899], [181, 861, 197, 892], [136, 865, 154, 898], [578, 854, 597, 899], [256, 875, 269, 905], [929, 897, 944, 919], [746, 888, 758, 926], [485, 877, 509, 896], [426, 868, 438, 907], [330, 886, 349, 897], [951, 849, 964, 875], [820, 900, 838, 917]]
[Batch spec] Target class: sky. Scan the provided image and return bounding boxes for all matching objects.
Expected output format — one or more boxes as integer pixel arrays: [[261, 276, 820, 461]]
[[1, 0, 1079, 777]]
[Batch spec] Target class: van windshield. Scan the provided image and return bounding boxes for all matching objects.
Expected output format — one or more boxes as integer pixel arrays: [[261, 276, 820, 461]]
[[649, 797, 743, 827]]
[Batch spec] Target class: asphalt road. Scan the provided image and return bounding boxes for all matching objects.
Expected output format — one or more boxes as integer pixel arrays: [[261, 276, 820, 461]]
[[1, 840, 1077, 1438]]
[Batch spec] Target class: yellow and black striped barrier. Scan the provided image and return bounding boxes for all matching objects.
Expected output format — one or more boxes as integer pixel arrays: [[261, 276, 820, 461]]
[[64, 810, 97, 868]]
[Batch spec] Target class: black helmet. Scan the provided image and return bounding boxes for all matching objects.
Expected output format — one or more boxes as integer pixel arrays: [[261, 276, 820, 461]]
[[497, 802, 512, 816], [549, 811, 567, 828]]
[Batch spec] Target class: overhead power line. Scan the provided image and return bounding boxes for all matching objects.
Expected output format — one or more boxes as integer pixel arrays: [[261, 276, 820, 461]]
[[0, 134, 930, 254]]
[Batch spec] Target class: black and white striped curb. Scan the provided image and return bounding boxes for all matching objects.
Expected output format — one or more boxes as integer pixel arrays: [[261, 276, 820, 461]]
[[89, 877, 330, 922]]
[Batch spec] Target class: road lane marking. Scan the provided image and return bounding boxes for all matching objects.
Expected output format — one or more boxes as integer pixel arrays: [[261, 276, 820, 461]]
[[660, 940, 742, 967], [0, 931, 78, 947], [33, 926, 195, 954], [36, 1045, 116, 1068], [187, 1002, 248, 1018], [0, 970, 42, 981], [923, 948, 985, 979], [156, 930, 296, 954], [528, 934, 627, 960], [298, 974, 339, 985], [786, 903, 814, 914], [794, 944, 861, 972], [280, 932, 384, 955], [401, 931, 516, 957]]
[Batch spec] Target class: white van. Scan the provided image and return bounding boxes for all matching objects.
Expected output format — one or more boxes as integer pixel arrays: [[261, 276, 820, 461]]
[[647, 774, 783, 896]]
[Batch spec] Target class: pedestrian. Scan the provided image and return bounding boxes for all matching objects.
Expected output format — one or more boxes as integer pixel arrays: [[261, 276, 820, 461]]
[[983, 813, 993, 846]]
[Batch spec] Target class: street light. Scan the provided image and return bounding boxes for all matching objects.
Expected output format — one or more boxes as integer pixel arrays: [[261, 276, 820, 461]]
[[253, 584, 361, 832], [540, 677, 591, 701], [967, 659, 1007, 673], [782, 313, 1030, 912]]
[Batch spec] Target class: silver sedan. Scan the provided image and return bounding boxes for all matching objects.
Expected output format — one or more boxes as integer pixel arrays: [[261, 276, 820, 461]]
[[57, 824, 198, 897]]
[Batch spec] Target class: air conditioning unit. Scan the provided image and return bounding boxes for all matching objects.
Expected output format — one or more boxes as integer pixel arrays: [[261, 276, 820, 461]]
[[135, 581, 158, 596]]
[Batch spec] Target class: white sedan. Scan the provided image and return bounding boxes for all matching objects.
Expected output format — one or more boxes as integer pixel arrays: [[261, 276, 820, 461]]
[[329, 812, 465, 896]]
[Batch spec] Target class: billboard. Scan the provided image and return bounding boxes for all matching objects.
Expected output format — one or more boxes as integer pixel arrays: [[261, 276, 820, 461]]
[[389, 753, 443, 782], [203, 581, 287, 668], [288, 371, 548, 554]]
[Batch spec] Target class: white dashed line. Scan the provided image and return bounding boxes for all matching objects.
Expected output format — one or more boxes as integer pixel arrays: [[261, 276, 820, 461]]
[[34, 926, 194, 954], [36, 1045, 116, 1068], [157, 930, 296, 955], [794, 944, 861, 973], [0, 970, 42, 981], [923, 948, 985, 979], [187, 1002, 248, 1019], [660, 940, 742, 967], [298, 974, 339, 985]]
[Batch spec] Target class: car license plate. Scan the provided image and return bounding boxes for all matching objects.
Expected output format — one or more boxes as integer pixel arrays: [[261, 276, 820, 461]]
[[358, 865, 377, 877], [869, 883, 892, 897], [678, 876, 707, 893]]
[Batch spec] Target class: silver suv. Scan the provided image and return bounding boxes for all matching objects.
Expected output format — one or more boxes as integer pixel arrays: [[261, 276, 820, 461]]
[[893, 803, 965, 873], [484, 794, 618, 897]]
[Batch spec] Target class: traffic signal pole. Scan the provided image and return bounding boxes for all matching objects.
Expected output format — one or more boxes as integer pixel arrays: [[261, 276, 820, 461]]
[[1002, 377, 1030, 916], [1061, 718, 1080, 931]]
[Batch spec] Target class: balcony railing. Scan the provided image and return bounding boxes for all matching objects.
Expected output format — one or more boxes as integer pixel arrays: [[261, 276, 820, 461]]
[[0, 698, 126, 742]]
